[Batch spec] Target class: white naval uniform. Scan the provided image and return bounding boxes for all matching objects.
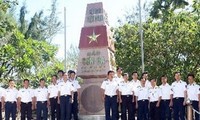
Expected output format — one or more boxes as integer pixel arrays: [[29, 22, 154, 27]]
[[186, 83, 200, 101], [171, 80, 187, 98], [119, 81, 134, 95], [135, 85, 149, 101], [114, 75, 123, 85], [160, 83, 172, 100], [70, 79, 81, 92], [34, 87, 48, 102], [48, 83, 59, 98], [148, 86, 161, 102], [130, 79, 140, 94], [3, 87, 18, 102], [58, 81, 74, 96], [101, 79, 118, 96], [186, 82, 200, 120], [57, 78, 64, 84], [18, 87, 34, 103]]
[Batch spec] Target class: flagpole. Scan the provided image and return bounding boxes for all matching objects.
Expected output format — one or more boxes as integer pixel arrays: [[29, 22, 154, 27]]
[[64, 7, 67, 72], [139, 0, 144, 72]]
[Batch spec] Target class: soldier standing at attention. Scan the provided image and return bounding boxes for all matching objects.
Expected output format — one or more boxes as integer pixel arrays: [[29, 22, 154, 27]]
[[34, 78, 48, 120], [2, 80, 18, 120], [101, 70, 118, 120], [69, 70, 81, 120], [119, 73, 134, 120], [160, 75, 172, 120], [58, 72, 74, 120], [17, 79, 34, 120], [135, 78, 149, 120], [171, 72, 187, 120], [148, 79, 161, 120], [186, 73, 200, 120], [130, 71, 140, 120], [48, 75, 60, 120], [114, 67, 123, 120]]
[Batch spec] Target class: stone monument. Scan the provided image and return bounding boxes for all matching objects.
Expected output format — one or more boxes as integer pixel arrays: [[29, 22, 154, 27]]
[[77, 2, 116, 119]]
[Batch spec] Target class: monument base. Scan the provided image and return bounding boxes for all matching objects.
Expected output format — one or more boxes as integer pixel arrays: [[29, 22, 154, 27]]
[[79, 115, 105, 120]]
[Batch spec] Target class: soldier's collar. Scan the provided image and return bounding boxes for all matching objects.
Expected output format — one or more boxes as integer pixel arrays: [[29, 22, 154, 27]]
[[176, 80, 182, 83]]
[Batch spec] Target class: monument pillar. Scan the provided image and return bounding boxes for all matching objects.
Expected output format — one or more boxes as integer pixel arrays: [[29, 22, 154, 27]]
[[77, 2, 116, 119]]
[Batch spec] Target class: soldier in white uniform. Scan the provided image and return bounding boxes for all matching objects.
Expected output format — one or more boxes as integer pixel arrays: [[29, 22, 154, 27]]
[[48, 75, 60, 120], [148, 79, 161, 120], [130, 71, 140, 120], [58, 72, 74, 120], [171, 72, 187, 120], [69, 70, 81, 120], [34, 78, 48, 120], [186, 73, 200, 120], [17, 79, 34, 120], [114, 67, 123, 119], [135, 78, 149, 120], [2, 80, 18, 120], [101, 70, 118, 120], [119, 73, 134, 120], [159, 75, 172, 120]]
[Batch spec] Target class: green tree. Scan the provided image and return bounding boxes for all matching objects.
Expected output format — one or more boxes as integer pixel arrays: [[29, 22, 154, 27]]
[[114, 9, 200, 83], [150, 0, 189, 19], [0, 0, 64, 87], [18, 0, 62, 42]]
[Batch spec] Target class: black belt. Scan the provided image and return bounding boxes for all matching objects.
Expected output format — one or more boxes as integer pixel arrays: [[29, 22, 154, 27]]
[[6, 101, 16, 103], [138, 99, 148, 102], [105, 95, 117, 98], [122, 95, 132, 97], [161, 99, 170, 102], [50, 96, 58, 99], [61, 95, 71, 97], [37, 101, 47, 103], [174, 97, 184, 99]]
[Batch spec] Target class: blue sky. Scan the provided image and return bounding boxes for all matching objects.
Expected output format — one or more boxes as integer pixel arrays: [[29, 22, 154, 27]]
[[18, 0, 150, 59]]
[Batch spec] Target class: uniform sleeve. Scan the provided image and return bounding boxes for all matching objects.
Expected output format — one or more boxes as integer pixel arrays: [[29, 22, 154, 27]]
[[47, 86, 51, 94], [158, 87, 162, 97], [183, 82, 187, 91], [76, 81, 81, 89], [197, 85, 200, 94], [70, 83, 75, 92], [148, 89, 151, 98], [2, 88, 6, 97], [101, 81, 106, 90], [135, 87, 139, 97], [58, 83, 61, 91], [118, 83, 122, 92]]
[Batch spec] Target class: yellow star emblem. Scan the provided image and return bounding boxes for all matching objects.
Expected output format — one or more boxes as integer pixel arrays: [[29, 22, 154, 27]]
[[87, 30, 100, 44]]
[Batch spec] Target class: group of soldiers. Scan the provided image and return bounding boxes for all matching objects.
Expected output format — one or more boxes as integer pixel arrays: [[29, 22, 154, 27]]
[[101, 67, 200, 120], [0, 70, 81, 120]]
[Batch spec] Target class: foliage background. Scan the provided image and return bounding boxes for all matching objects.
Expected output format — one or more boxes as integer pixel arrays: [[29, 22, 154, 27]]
[[114, 0, 200, 84]]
